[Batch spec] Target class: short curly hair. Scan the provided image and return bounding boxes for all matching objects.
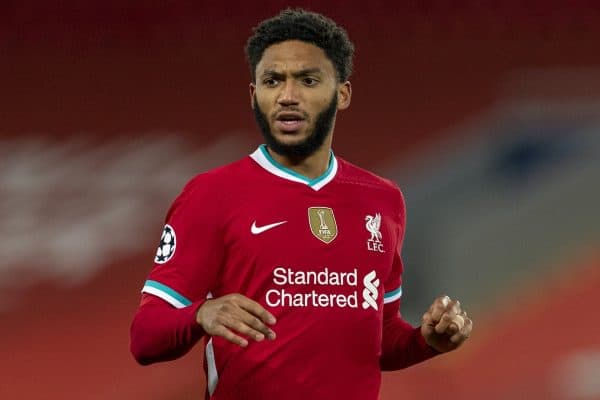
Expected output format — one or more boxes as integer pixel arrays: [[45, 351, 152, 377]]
[[245, 8, 355, 83]]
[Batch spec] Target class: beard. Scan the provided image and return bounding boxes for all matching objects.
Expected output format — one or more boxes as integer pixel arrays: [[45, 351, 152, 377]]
[[252, 92, 338, 159]]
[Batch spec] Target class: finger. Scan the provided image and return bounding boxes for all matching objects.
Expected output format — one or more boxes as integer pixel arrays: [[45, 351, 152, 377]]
[[447, 314, 465, 335], [433, 300, 460, 333], [434, 313, 452, 334], [450, 317, 473, 344], [222, 315, 268, 342], [430, 295, 451, 322], [434, 303, 462, 334], [213, 325, 249, 347], [448, 299, 461, 315], [421, 312, 435, 336], [463, 316, 473, 337], [236, 310, 277, 340], [216, 307, 275, 342], [236, 296, 277, 325]]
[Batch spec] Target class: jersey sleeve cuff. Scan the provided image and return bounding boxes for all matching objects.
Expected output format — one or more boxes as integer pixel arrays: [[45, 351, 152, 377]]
[[188, 299, 208, 336], [142, 280, 193, 309], [414, 327, 442, 357]]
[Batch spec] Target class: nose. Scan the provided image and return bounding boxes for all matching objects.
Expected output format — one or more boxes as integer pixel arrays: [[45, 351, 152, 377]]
[[277, 81, 300, 106]]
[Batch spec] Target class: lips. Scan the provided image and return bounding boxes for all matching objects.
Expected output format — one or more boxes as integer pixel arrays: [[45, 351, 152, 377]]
[[274, 111, 306, 133], [275, 119, 306, 132]]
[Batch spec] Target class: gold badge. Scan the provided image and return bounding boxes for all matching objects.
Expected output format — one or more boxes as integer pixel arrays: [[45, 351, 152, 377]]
[[308, 207, 338, 243]]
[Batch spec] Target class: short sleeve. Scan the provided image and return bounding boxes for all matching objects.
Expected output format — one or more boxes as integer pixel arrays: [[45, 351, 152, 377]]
[[141, 176, 224, 308]]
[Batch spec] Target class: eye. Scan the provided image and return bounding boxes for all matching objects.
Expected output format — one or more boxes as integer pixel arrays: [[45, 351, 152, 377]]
[[303, 77, 319, 86], [263, 78, 279, 87]]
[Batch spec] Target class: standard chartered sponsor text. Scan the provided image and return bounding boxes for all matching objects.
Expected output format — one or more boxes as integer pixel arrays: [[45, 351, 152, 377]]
[[267, 267, 359, 308]]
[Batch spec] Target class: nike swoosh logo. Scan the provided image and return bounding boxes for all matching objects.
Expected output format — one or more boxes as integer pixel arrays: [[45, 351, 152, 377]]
[[251, 220, 287, 235]]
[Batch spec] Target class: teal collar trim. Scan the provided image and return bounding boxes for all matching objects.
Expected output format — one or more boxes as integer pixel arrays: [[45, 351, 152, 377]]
[[250, 144, 338, 191]]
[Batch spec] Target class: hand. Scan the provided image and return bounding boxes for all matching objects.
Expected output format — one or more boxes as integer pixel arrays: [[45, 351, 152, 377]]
[[196, 293, 277, 347], [421, 295, 472, 353]]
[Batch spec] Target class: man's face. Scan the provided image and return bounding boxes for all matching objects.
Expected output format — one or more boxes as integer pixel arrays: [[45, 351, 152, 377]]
[[250, 40, 351, 158]]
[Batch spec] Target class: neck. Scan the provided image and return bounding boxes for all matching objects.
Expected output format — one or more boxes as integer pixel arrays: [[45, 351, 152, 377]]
[[266, 136, 333, 180]]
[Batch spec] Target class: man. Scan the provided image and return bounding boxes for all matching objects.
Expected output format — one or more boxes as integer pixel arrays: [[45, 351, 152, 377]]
[[130, 8, 472, 400]]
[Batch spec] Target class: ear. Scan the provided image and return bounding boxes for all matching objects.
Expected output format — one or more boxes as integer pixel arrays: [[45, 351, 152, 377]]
[[337, 81, 352, 110], [249, 83, 256, 109]]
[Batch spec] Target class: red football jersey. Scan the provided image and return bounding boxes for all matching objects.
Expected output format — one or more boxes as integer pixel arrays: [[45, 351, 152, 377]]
[[142, 145, 413, 399]]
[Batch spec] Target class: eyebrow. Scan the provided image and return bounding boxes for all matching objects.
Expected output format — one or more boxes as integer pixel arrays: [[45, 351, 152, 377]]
[[260, 67, 323, 79]]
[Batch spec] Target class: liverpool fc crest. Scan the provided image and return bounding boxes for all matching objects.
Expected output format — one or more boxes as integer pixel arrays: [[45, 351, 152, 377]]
[[365, 213, 384, 253]]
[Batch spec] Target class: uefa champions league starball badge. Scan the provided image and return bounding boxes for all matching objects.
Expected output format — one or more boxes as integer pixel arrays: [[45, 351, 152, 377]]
[[154, 224, 176, 264]]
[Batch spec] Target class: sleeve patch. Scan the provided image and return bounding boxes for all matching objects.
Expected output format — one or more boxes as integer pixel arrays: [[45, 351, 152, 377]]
[[154, 224, 176, 264]]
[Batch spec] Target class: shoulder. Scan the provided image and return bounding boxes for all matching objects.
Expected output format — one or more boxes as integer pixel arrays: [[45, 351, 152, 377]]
[[166, 157, 252, 215], [179, 157, 252, 196], [336, 158, 403, 198], [336, 158, 406, 230]]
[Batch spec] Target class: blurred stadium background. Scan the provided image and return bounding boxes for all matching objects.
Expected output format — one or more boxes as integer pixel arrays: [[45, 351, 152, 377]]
[[1, 1, 599, 399]]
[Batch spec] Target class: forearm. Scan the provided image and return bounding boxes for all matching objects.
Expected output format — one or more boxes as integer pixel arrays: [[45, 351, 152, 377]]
[[130, 294, 206, 365], [380, 315, 439, 371]]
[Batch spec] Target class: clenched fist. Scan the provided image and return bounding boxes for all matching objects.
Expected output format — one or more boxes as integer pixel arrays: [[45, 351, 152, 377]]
[[421, 295, 473, 353]]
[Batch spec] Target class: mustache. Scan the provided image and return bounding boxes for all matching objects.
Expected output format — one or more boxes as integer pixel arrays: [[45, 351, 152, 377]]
[[271, 107, 309, 120]]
